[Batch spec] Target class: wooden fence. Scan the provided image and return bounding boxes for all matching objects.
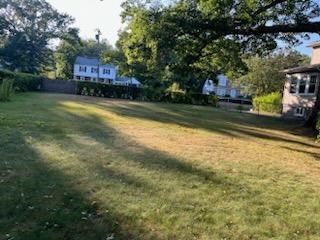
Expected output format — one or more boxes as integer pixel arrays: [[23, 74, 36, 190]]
[[41, 79, 77, 94]]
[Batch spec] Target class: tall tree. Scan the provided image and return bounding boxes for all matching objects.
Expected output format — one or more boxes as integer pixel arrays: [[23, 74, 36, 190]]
[[233, 51, 309, 96], [120, 0, 320, 125], [81, 39, 113, 58], [0, 0, 74, 73], [55, 28, 83, 79]]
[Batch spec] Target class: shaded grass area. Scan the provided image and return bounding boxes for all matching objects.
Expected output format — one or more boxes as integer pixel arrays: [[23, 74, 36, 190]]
[[1, 93, 320, 239]]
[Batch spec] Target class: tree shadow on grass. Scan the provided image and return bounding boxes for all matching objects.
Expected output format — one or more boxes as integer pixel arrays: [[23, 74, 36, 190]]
[[0, 129, 165, 239], [1, 99, 243, 240], [49, 106, 234, 187], [281, 146, 320, 161], [95, 101, 317, 148], [2, 94, 319, 239]]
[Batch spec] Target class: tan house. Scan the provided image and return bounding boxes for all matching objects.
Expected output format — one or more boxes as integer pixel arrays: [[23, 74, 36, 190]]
[[282, 42, 320, 118]]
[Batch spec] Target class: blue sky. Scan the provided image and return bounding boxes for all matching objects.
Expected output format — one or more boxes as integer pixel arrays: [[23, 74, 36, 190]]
[[47, 0, 319, 56]]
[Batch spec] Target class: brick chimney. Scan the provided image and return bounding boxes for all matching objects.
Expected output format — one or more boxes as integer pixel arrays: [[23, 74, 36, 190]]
[[308, 41, 320, 65]]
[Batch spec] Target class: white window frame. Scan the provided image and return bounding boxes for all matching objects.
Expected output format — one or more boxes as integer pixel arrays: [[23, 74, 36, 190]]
[[289, 74, 319, 96], [294, 107, 305, 117], [307, 75, 318, 94], [79, 66, 87, 72], [91, 67, 98, 73], [289, 76, 298, 94], [103, 69, 111, 75]]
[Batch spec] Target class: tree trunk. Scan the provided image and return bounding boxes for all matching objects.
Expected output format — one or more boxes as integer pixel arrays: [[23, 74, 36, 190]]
[[305, 83, 320, 129]]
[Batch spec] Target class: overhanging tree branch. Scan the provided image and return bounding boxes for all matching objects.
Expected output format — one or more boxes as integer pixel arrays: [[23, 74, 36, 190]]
[[232, 22, 320, 35]]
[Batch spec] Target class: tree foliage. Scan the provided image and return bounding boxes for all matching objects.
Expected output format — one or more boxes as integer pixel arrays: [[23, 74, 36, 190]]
[[118, 0, 320, 89], [233, 51, 309, 96], [0, 0, 74, 73]]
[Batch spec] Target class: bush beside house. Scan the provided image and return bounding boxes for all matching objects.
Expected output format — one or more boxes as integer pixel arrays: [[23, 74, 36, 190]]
[[165, 90, 190, 104], [253, 92, 282, 113]]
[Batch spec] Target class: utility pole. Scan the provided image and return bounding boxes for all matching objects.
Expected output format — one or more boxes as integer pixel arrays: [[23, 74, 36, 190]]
[[95, 29, 102, 82]]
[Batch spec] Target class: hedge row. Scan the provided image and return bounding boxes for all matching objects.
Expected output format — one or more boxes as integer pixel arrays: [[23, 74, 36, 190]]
[[253, 92, 282, 113], [163, 91, 218, 106], [0, 70, 43, 92], [77, 82, 218, 106], [76, 81, 143, 100]]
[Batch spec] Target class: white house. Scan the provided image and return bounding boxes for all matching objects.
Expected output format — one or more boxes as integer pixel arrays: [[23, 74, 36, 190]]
[[114, 77, 142, 87], [202, 74, 241, 98], [73, 56, 142, 87], [73, 56, 117, 84]]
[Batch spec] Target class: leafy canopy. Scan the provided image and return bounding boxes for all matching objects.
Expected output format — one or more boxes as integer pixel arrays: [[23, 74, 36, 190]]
[[233, 51, 310, 96], [118, 0, 320, 89], [0, 0, 74, 73]]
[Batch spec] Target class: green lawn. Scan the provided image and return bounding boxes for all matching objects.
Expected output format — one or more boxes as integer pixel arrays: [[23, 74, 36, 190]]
[[1, 93, 320, 240]]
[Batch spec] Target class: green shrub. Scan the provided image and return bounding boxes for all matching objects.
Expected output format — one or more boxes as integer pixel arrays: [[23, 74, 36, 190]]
[[165, 90, 191, 104], [253, 92, 282, 113], [0, 79, 14, 101], [143, 86, 166, 101], [164, 83, 190, 104], [236, 104, 244, 112], [208, 93, 219, 107], [0, 70, 42, 92], [76, 81, 143, 100], [190, 93, 219, 106]]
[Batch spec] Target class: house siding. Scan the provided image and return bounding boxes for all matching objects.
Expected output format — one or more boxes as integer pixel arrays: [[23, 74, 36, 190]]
[[282, 73, 318, 118], [74, 64, 117, 81], [202, 75, 243, 98], [311, 46, 320, 65]]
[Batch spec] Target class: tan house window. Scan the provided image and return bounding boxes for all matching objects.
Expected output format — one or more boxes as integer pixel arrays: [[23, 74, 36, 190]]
[[299, 77, 307, 94], [308, 76, 317, 94], [290, 77, 298, 94]]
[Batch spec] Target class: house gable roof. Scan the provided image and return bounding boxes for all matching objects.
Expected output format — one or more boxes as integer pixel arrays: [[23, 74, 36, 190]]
[[307, 41, 320, 48], [74, 56, 116, 68], [283, 64, 320, 74], [116, 76, 141, 85]]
